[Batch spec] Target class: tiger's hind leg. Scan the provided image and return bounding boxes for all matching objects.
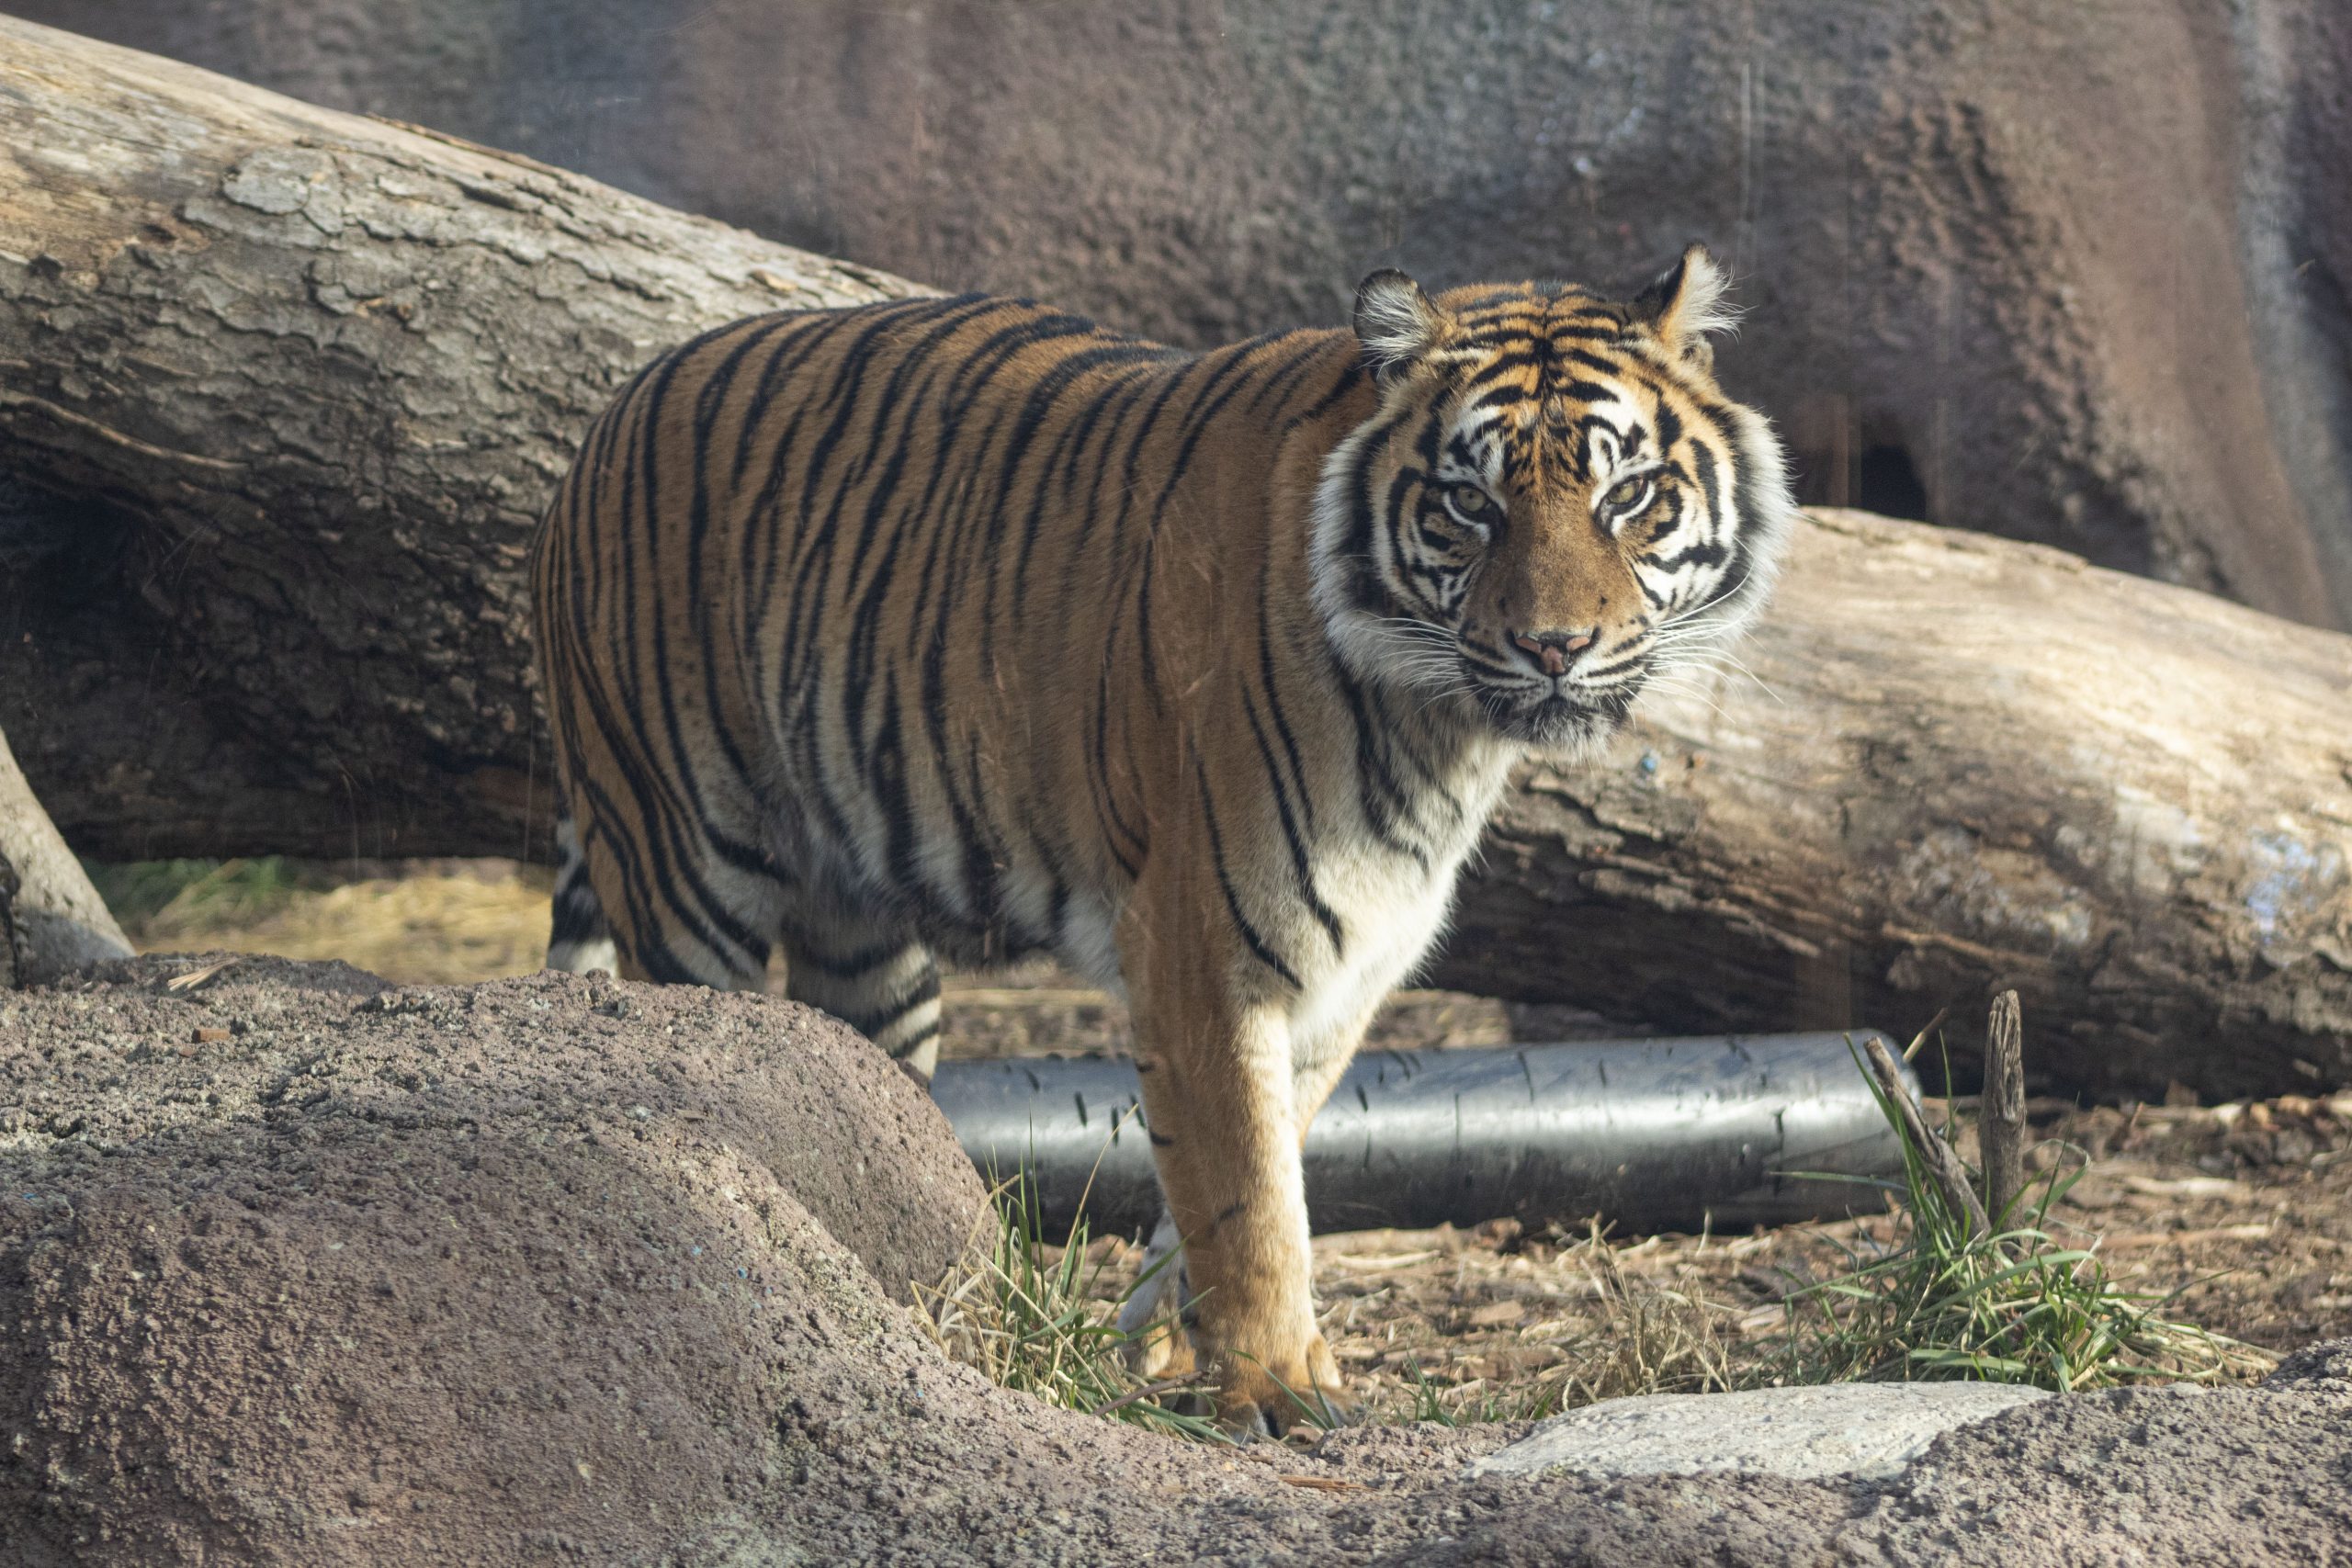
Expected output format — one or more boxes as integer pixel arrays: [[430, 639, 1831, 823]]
[[777, 888, 944, 1080], [1116, 1212, 1199, 1381], [545, 817, 620, 976], [553, 784, 785, 992]]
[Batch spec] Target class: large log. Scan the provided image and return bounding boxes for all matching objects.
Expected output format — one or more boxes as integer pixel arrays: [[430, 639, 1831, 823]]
[[21, 0, 2352, 630], [1, 18, 2347, 1097], [0, 16, 927, 863]]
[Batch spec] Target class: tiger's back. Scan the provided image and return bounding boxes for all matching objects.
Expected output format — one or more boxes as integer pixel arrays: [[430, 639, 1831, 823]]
[[532, 294, 1376, 1064]]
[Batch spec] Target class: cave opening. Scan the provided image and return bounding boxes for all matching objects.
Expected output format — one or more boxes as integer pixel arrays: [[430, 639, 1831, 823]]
[[1856, 442, 1929, 522]]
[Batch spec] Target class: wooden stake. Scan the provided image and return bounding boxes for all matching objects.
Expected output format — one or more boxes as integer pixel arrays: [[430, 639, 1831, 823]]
[[1863, 1033, 1994, 1237], [1982, 990, 2029, 1227]]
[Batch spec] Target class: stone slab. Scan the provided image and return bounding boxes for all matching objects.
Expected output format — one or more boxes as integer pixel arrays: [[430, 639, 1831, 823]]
[[1466, 1382, 2053, 1483]]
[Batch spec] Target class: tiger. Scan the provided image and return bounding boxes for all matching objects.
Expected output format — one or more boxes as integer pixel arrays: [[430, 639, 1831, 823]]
[[529, 245, 1795, 1433]]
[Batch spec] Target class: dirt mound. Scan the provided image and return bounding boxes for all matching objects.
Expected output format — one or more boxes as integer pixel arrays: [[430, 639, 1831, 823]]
[[0, 957, 997, 1562]]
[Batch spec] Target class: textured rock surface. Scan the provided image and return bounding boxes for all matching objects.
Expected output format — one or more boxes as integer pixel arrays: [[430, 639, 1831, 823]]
[[1, 956, 2350, 1562], [0, 956, 989, 1562], [1466, 1382, 2051, 1482], [20, 0, 2352, 631]]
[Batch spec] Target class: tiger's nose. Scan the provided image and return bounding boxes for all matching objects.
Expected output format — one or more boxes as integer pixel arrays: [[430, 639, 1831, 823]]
[[1510, 628, 1596, 677]]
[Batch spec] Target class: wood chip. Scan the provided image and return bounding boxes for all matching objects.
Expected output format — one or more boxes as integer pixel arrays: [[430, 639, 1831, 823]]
[[164, 957, 240, 993], [1327, 1250, 1442, 1272], [2100, 1223, 2274, 1249], [191, 1025, 231, 1044], [2120, 1176, 2248, 1201], [1274, 1474, 1363, 1492]]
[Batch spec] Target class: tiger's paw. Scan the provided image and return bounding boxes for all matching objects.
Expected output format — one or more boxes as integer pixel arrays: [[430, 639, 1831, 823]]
[[1125, 1317, 1198, 1382], [1216, 1336, 1353, 1438]]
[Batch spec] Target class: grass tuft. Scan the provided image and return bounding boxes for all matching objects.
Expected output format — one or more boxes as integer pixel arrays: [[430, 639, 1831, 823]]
[[1746, 1031, 2276, 1393], [84, 856, 555, 985], [85, 856, 314, 935], [915, 1172, 1227, 1443], [1544, 1220, 1738, 1407]]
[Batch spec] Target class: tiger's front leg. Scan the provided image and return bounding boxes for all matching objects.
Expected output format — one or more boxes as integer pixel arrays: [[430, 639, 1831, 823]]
[[1118, 894, 1347, 1436]]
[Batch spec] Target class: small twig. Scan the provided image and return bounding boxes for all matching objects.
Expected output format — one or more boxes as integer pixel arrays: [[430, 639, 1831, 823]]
[[1899, 1007, 1949, 1065], [1087, 1376, 1195, 1418], [164, 956, 241, 993], [0, 389, 248, 473], [1981, 991, 2029, 1227], [1864, 1034, 1994, 1237], [1274, 1473, 1364, 1492]]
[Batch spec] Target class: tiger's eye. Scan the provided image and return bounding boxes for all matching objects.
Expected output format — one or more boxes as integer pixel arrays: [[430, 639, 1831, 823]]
[[1606, 475, 1651, 512], [1449, 483, 1491, 515]]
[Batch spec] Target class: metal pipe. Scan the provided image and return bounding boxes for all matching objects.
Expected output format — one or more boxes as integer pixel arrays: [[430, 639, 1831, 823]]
[[931, 1032, 1914, 1240]]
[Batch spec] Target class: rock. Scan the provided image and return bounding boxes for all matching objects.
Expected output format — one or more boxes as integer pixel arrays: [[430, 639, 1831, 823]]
[[1465, 1382, 2052, 1483], [0, 957, 990, 1563], [4, 953, 2350, 1563], [2259, 1337, 2352, 1404]]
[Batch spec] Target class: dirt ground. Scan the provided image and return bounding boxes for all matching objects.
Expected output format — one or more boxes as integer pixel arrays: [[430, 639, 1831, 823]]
[[981, 1006, 2352, 1421], [99, 859, 2352, 1421]]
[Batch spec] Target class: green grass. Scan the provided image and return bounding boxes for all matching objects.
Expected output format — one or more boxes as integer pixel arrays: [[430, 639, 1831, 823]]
[[1746, 1032, 2275, 1393], [915, 1172, 1227, 1443], [83, 856, 316, 937]]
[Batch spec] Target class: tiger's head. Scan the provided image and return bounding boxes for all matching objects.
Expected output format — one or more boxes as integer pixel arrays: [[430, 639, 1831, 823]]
[[1311, 245, 1796, 753]]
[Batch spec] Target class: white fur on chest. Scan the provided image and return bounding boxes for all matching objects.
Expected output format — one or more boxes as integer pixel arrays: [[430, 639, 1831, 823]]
[[1285, 762, 1509, 1068]]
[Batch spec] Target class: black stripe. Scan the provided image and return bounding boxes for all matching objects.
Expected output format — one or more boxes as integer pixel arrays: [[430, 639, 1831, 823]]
[[1194, 756, 1301, 989], [1240, 683, 1344, 955]]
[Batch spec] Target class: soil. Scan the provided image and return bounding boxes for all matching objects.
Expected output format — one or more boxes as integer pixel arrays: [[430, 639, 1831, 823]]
[[947, 959, 2352, 1419], [969, 982, 2352, 1422]]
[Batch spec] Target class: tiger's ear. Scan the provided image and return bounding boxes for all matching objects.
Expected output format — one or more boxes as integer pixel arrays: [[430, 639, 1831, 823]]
[[1634, 243, 1736, 370], [1353, 268, 1444, 384]]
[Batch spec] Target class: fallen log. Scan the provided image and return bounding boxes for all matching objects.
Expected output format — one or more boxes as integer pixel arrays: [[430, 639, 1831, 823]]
[[1, 18, 2347, 1098], [0, 15, 927, 862]]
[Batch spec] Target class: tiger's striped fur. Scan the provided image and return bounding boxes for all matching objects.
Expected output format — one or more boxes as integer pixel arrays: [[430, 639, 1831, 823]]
[[530, 246, 1794, 1429]]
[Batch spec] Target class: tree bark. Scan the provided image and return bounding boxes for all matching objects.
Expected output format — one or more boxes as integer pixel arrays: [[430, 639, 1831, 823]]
[[1429, 510, 2352, 1101], [1981, 992, 2029, 1227], [2, 18, 2348, 1097], [0, 15, 928, 863], [0, 721, 132, 986]]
